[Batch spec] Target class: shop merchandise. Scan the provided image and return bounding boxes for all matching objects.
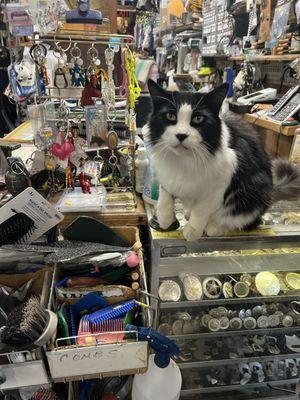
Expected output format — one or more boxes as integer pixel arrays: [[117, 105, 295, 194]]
[[1, 0, 300, 399]]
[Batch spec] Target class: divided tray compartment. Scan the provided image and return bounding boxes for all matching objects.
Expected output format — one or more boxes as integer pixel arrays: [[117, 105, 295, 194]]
[[0, 268, 53, 390], [46, 227, 149, 382]]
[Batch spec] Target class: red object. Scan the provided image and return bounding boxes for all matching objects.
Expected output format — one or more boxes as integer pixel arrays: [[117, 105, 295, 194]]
[[78, 171, 91, 193], [102, 394, 118, 400], [51, 132, 74, 160], [80, 75, 102, 107]]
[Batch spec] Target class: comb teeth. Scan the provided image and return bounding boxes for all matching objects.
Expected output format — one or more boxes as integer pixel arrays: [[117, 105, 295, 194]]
[[87, 300, 137, 325], [0, 212, 36, 245], [1, 297, 49, 347]]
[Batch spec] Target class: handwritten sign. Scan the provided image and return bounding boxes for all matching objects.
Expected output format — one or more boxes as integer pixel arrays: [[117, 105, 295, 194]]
[[47, 342, 148, 379]]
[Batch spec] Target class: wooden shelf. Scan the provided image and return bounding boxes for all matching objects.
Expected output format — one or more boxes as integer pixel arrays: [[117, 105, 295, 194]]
[[243, 113, 299, 137], [229, 54, 300, 62], [117, 4, 136, 12]]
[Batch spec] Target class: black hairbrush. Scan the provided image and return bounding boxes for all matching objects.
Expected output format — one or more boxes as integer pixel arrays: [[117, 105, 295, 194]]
[[0, 209, 37, 245]]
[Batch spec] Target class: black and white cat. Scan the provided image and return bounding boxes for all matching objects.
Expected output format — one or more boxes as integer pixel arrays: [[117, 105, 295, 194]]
[[144, 79, 300, 241]]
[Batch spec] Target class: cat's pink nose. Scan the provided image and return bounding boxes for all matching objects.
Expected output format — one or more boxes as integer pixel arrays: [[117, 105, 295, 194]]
[[176, 134, 188, 142]]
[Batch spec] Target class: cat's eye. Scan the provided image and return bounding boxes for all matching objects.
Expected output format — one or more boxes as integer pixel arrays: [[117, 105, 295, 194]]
[[165, 112, 177, 122], [192, 115, 204, 124]]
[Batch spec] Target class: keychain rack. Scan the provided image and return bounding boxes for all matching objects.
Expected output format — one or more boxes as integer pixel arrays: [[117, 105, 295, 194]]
[[21, 31, 139, 207]]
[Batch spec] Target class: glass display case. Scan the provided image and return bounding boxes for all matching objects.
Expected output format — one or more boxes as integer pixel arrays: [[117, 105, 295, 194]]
[[147, 201, 300, 399]]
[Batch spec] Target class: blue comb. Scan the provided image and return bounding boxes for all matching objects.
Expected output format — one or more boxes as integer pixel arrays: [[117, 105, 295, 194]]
[[87, 300, 141, 325]]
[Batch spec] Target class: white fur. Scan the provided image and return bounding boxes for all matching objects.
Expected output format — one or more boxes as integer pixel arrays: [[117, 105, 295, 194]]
[[146, 104, 257, 240]]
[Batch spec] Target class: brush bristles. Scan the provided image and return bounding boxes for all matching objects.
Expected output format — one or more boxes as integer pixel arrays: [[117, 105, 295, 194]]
[[2, 297, 49, 347]]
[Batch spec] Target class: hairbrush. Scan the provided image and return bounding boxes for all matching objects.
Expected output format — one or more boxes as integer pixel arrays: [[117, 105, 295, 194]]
[[0, 209, 37, 245], [87, 300, 147, 325], [1, 297, 57, 349]]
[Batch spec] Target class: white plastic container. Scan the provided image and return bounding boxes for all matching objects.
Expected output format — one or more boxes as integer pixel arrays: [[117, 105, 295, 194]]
[[135, 148, 149, 194], [131, 354, 182, 400]]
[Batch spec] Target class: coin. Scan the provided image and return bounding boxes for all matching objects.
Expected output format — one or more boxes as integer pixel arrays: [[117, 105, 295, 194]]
[[243, 317, 257, 330], [208, 318, 221, 332], [234, 281, 250, 298], [268, 314, 280, 328], [172, 320, 184, 335], [257, 315, 269, 329], [158, 323, 173, 336], [255, 272, 280, 296], [282, 315, 294, 327], [230, 317, 243, 330], [159, 280, 181, 301], [220, 317, 230, 330]]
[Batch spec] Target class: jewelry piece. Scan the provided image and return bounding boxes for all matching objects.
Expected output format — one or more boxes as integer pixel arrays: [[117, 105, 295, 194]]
[[180, 273, 203, 301], [234, 281, 250, 298], [217, 307, 228, 317], [255, 272, 280, 296], [229, 317, 243, 330], [282, 315, 294, 327], [208, 318, 221, 332], [285, 273, 300, 290], [157, 323, 173, 336], [201, 314, 212, 328], [243, 317, 257, 330], [158, 280, 181, 302], [209, 308, 220, 318], [202, 277, 222, 299], [252, 305, 264, 318], [268, 314, 280, 328], [257, 315, 269, 328], [172, 320, 183, 336], [240, 273, 253, 287], [223, 281, 233, 298], [219, 317, 230, 330]]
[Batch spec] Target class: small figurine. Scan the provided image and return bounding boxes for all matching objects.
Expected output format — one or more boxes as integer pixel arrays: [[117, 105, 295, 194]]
[[80, 75, 101, 107], [65, 166, 75, 190], [70, 62, 85, 87], [78, 171, 91, 194]]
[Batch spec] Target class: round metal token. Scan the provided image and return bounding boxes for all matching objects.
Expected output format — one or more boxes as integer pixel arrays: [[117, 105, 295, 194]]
[[208, 318, 221, 332], [203, 277, 223, 299], [234, 281, 250, 298], [243, 317, 257, 330]]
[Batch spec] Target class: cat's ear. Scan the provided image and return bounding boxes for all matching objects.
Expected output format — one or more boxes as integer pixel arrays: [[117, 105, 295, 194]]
[[148, 79, 174, 112], [148, 79, 168, 98], [203, 83, 229, 115]]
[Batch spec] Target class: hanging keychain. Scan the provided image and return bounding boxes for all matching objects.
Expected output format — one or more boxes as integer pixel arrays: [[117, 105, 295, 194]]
[[124, 47, 141, 131], [87, 43, 101, 78], [30, 43, 49, 87], [93, 151, 104, 186], [70, 42, 85, 87], [102, 47, 116, 107], [53, 38, 71, 89]]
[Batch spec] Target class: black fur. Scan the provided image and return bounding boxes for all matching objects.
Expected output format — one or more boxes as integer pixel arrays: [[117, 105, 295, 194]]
[[223, 115, 273, 222], [148, 80, 228, 155]]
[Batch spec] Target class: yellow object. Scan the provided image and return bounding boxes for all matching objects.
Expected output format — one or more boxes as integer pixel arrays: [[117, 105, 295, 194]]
[[255, 272, 281, 296], [167, 0, 185, 18], [285, 273, 300, 290], [0, 121, 33, 143], [124, 48, 141, 110], [198, 67, 216, 76]]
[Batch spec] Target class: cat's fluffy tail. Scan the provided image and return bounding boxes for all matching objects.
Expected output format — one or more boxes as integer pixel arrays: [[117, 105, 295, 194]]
[[272, 159, 300, 201]]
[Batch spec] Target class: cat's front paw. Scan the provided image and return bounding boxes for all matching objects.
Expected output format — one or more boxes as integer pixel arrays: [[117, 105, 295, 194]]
[[183, 223, 204, 241], [205, 222, 225, 237], [157, 210, 176, 230]]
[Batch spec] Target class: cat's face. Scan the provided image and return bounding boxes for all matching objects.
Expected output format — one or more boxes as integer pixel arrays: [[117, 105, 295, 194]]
[[147, 80, 229, 158]]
